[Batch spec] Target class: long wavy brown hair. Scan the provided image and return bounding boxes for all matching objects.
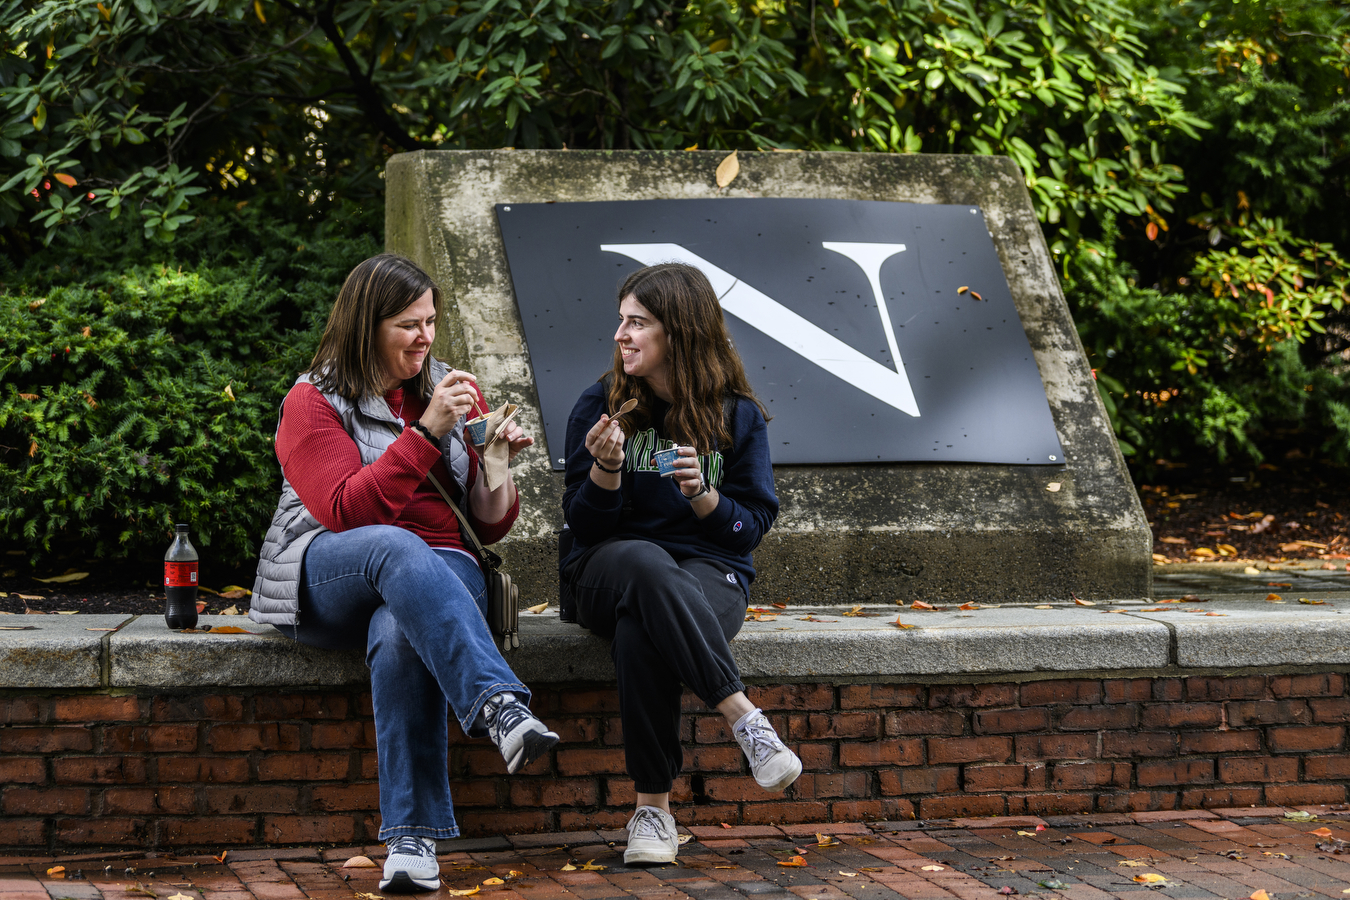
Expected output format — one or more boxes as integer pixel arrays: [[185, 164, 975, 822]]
[[605, 263, 769, 454], [307, 254, 442, 400]]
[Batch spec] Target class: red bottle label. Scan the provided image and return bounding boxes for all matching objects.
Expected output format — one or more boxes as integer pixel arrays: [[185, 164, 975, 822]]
[[165, 562, 198, 587]]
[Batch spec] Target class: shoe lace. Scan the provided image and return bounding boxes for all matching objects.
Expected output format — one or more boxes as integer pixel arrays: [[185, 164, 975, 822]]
[[387, 835, 432, 858], [631, 808, 672, 843], [738, 717, 784, 766], [485, 696, 529, 742]]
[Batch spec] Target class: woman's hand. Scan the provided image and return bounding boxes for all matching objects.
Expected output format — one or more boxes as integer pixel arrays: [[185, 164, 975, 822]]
[[670, 447, 705, 497], [585, 414, 626, 470], [420, 369, 480, 438], [498, 420, 534, 463]]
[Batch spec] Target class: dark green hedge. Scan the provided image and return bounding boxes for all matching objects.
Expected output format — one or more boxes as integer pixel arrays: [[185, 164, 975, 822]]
[[0, 201, 380, 565]]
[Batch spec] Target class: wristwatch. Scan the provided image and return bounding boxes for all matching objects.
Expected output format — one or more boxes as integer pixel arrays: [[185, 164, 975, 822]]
[[687, 479, 711, 502]]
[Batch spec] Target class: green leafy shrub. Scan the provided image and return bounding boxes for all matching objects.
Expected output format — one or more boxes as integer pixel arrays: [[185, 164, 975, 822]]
[[1066, 216, 1350, 471], [0, 202, 379, 564]]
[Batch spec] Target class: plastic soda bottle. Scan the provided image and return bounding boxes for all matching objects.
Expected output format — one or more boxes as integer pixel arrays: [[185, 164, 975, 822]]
[[164, 523, 199, 629]]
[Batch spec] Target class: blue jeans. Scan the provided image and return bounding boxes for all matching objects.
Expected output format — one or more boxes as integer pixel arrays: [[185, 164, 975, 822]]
[[293, 525, 529, 840]]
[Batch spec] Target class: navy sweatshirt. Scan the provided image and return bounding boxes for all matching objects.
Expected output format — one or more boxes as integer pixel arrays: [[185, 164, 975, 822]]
[[560, 381, 779, 594]]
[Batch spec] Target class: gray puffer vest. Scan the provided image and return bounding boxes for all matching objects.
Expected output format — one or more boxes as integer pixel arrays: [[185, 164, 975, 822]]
[[248, 359, 472, 626]]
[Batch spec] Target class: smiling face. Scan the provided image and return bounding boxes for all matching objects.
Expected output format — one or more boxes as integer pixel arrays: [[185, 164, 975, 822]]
[[375, 289, 436, 392], [615, 294, 672, 398]]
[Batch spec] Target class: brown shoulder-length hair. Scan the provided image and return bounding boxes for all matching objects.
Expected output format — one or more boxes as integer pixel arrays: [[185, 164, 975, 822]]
[[307, 254, 442, 400], [605, 263, 769, 455]]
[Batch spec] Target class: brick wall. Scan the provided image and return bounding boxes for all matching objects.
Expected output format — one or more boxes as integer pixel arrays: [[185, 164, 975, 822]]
[[2, 672, 1349, 851]]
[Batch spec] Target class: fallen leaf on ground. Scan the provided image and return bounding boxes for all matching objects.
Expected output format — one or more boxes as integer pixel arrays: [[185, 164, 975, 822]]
[[842, 605, 876, 617], [1311, 828, 1335, 837], [213, 851, 227, 864], [1046, 482, 1061, 492], [560, 864, 576, 871], [799, 615, 837, 622], [1245, 566, 1262, 574], [33, 572, 89, 583], [1134, 874, 1167, 884], [1118, 860, 1148, 867], [816, 834, 841, 846], [772, 602, 787, 609], [1300, 598, 1327, 605], [355, 893, 384, 900], [47, 867, 65, 878], [1205, 612, 1228, 616], [200, 626, 258, 634], [220, 588, 250, 600], [445, 888, 480, 897], [482, 877, 505, 884], [1284, 810, 1317, 821], [343, 856, 378, 868], [1038, 879, 1069, 889], [1251, 891, 1270, 900], [778, 856, 808, 867], [1034, 605, 1053, 609], [960, 602, 980, 610], [127, 885, 158, 898], [911, 600, 935, 610], [1264, 852, 1291, 859], [1073, 597, 1095, 606], [1266, 593, 1283, 602], [195, 601, 207, 614], [715, 150, 739, 188], [1035, 825, 1046, 831], [677, 834, 693, 844], [894, 617, 915, 629], [838, 871, 857, 877], [922, 865, 946, 871], [1017, 831, 1036, 836], [220, 605, 241, 616], [1269, 582, 1293, 588], [998, 888, 1018, 895], [578, 862, 605, 872], [17, 593, 44, 600], [167, 894, 192, 900], [721, 822, 732, 828], [527, 602, 548, 614], [0, 625, 39, 630]]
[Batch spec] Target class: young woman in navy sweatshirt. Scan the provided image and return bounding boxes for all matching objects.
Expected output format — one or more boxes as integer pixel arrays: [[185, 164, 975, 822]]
[[560, 263, 800, 865]]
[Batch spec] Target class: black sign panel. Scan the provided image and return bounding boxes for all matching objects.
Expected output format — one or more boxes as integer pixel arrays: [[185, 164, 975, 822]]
[[495, 199, 1064, 469]]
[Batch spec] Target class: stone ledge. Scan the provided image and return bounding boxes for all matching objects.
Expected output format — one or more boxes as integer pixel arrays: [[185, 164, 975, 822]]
[[2, 596, 1347, 689]]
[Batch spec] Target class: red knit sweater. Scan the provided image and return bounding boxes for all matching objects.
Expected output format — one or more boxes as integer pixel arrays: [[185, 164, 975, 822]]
[[275, 382, 518, 548]]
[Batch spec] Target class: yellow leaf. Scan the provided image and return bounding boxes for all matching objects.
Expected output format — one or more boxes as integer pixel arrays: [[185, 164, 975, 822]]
[[893, 617, 915, 629], [254, 0, 266, 22], [343, 856, 378, 868], [223, 384, 236, 401], [482, 877, 504, 885], [1046, 482, 1062, 492], [47, 867, 65, 878], [355, 894, 383, 900], [203, 626, 258, 634], [1134, 874, 1167, 884], [1034, 605, 1052, 609], [921, 865, 945, 871], [97, 2, 110, 18], [1300, 598, 1327, 605], [1017, 831, 1036, 836], [911, 600, 935, 610], [684, 143, 699, 151], [54, 173, 77, 188], [528, 602, 548, 614], [1073, 597, 1096, 606], [1251, 891, 1270, 900], [579, 861, 606, 871], [1266, 593, 1283, 602], [715, 150, 739, 188], [33, 572, 89, 584], [446, 889, 481, 897], [220, 605, 240, 616], [1310, 828, 1334, 837], [778, 856, 808, 867], [816, 834, 841, 846], [167, 894, 192, 900], [1245, 566, 1261, 574], [839, 871, 857, 877], [1117, 860, 1148, 867], [957, 286, 969, 294], [561, 864, 576, 871]]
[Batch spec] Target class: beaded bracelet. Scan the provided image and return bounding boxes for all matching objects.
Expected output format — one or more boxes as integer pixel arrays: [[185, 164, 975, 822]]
[[593, 459, 622, 474]]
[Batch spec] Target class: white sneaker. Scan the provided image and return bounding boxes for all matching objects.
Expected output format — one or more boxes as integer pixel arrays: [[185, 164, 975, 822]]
[[380, 835, 439, 892], [624, 805, 679, 865], [733, 708, 802, 792], [483, 692, 559, 774]]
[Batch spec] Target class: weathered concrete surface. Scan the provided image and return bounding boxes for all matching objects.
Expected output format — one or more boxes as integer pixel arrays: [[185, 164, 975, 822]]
[[385, 150, 1148, 604], [0, 614, 129, 687], [108, 615, 367, 688], [1128, 600, 1350, 667]]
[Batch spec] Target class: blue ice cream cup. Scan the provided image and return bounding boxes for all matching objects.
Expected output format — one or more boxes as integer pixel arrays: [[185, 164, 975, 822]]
[[465, 414, 492, 446], [652, 447, 682, 477]]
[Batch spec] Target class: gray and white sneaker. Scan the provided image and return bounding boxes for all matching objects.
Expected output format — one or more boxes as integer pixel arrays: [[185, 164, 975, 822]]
[[624, 805, 679, 865], [733, 708, 802, 792], [483, 692, 559, 774], [380, 835, 439, 892]]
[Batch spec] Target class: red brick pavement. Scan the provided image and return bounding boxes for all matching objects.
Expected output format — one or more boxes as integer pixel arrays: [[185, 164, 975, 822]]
[[6, 811, 1350, 900]]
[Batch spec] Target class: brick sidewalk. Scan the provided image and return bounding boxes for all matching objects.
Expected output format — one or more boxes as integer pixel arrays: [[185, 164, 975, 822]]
[[5, 810, 1350, 900]]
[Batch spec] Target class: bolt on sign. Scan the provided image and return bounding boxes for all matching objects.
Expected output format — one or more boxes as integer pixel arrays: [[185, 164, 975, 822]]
[[495, 198, 1064, 469]]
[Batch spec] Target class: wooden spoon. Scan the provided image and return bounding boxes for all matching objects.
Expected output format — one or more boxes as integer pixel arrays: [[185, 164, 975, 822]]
[[487, 405, 520, 445], [616, 398, 638, 415]]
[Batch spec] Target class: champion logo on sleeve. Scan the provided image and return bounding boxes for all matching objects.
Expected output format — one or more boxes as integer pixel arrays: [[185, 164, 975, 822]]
[[726, 573, 737, 584], [733, 521, 743, 532]]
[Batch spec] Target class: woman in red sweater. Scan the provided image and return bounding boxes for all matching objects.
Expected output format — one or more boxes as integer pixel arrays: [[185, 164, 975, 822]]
[[250, 254, 555, 892]]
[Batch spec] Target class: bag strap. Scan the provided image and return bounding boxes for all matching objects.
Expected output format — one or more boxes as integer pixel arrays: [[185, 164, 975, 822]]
[[386, 423, 502, 571]]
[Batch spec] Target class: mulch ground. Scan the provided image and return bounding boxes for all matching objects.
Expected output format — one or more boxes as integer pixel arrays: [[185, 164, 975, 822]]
[[6, 810, 1350, 900], [3, 462, 1345, 615]]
